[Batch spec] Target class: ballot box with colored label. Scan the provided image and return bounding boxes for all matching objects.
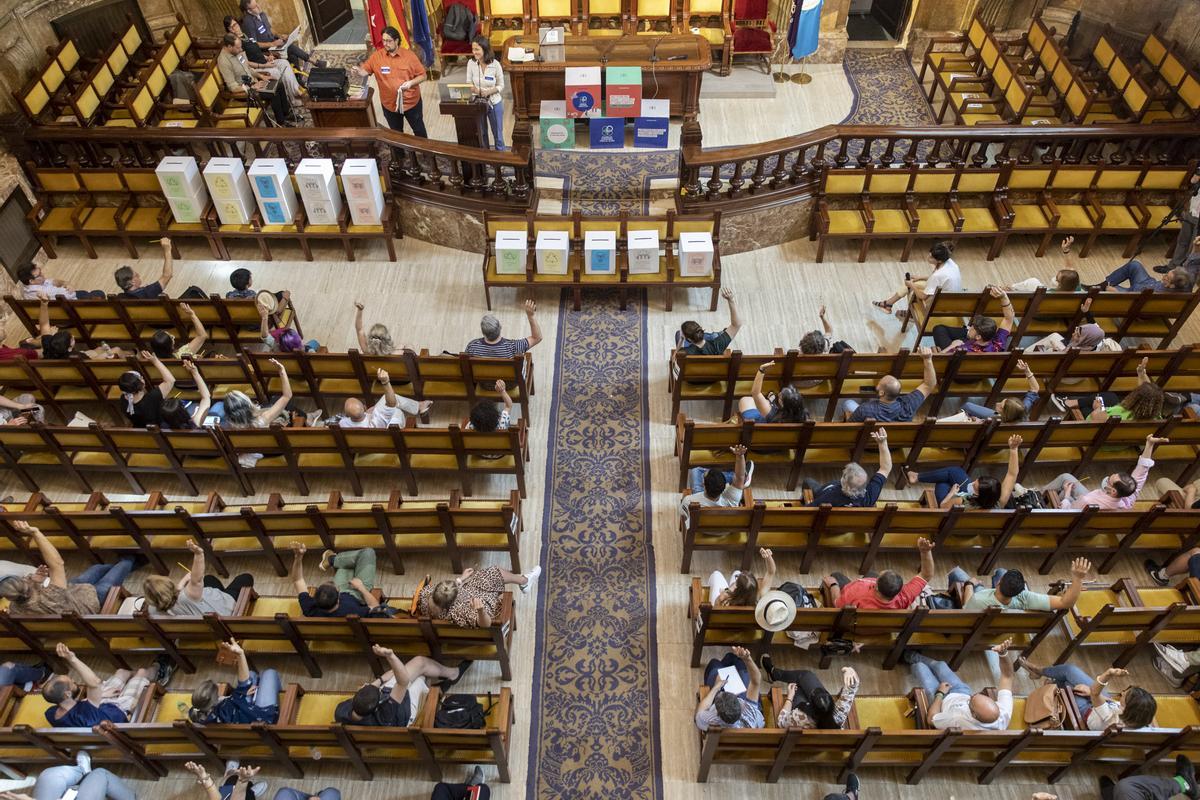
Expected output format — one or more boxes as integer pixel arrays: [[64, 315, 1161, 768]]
[[677, 231, 714, 277], [634, 99, 669, 148], [605, 66, 642, 117], [340, 159, 385, 226], [494, 230, 527, 275], [589, 117, 624, 149], [248, 159, 299, 225], [565, 66, 601, 118], [627, 229, 660, 274], [539, 100, 575, 149], [203, 158, 255, 225], [155, 156, 207, 223], [584, 230, 616, 274], [535, 230, 570, 275], [294, 159, 343, 226]]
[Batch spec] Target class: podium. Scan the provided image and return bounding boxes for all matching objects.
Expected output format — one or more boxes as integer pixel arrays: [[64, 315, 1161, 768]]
[[438, 83, 489, 148], [308, 86, 377, 128]]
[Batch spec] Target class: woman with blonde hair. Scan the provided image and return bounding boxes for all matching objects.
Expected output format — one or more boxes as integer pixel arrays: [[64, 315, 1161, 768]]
[[142, 539, 253, 616], [419, 564, 541, 628], [354, 301, 409, 355]]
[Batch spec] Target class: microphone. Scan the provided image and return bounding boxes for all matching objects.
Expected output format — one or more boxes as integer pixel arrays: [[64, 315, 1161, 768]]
[[666, 53, 686, 61]]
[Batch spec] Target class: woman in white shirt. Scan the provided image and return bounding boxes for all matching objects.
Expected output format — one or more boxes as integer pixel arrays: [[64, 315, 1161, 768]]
[[872, 241, 962, 320], [467, 36, 506, 150], [1015, 661, 1157, 731]]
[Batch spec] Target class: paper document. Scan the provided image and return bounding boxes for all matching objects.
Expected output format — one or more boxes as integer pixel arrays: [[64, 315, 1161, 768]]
[[269, 25, 301, 51], [507, 46, 534, 62], [716, 666, 747, 696]]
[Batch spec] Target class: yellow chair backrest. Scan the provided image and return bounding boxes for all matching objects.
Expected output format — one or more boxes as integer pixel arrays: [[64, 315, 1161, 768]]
[[1050, 60, 1072, 94], [911, 172, 954, 194], [967, 18, 986, 51], [1143, 33, 1166, 68], [673, 217, 715, 234], [174, 24, 193, 57], [579, 218, 622, 234], [1180, 75, 1200, 112], [1065, 83, 1087, 118], [980, 39, 999, 72], [533, 218, 574, 234], [93, 63, 116, 99], [588, 0, 622, 15], [823, 172, 866, 194], [59, 40, 80, 72], [1109, 56, 1131, 91], [130, 85, 154, 124], [1040, 42, 1060, 73], [1093, 36, 1115, 70], [956, 171, 1000, 192], [1006, 167, 1051, 190], [35, 168, 83, 192], [197, 69, 221, 110], [122, 168, 162, 192], [536, 0, 574, 15], [1162, 54, 1186, 87], [21, 81, 51, 116], [146, 63, 168, 97], [107, 44, 129, 78], [490, 0, 525, 13], [486, 218, 528, 237], [122, 23, 142, 56], [1123, 78, 1149, 115], [80, 170, 125, 192], [993, 57, 1013, 91], [43, 61, 65, 93], [1050, 166, 1096, 190], [1094, 167, 1140, 190], [628, 219, 668, 238], [74, 85, 101, 121], [1004, 77, 1027, 114], [866, 170, 910, 195], [160, 46, 180, 77], [688, 0, 724, 12], [637, 0, 672, 16]]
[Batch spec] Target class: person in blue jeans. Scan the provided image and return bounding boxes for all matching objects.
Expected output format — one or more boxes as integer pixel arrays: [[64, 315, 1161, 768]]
[[467, 36, 506, 151], [0, 752, 136, 800], [187, 639, 280, 725], [905, 434, 1022, 509], [1104, 259, 1194, 293], [0, 522, 141, 616], [960, 359, 1040, 422], [1014, 660, 1157, 731]]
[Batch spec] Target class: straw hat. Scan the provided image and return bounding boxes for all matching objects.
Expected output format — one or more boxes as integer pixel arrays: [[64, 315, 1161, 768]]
[[755, 590, 797, 632], [255, 289, 278, 314]]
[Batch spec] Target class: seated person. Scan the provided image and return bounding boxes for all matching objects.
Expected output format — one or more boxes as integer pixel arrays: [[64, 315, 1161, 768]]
[[158, 360, 213, 430], [827, 537, 934, 609], [114, 237, 174, 298], [758, 661, 860, 730], [707, 547, 776, 606], [0, 752, 135, 800], [118, 351, 177, 428], [467, 379, 513, 431], [906, 639, 1014, 731], [43, 643, 160, 727], [737, 360, 808, 423], [1003, 237, 1082, 293], [949, 557, 1090, 611], [15, 262, 104, 301], [143, 539, 253, 616], [1099, 756, 1199, 800], [1042, 435, 1163, 510], [1054, 358, 1164, 421], [695, 646, 764, 730], [680, 445, 751, 525], [873, 241, 962, 319], [149, 302, 208, 359], [1105, 259, 1194, 293], [335, 644, 470, 726], [0, 521, 137, 616], [217, 34, 293, 125], [36, 294, 122, 361], [803, 429, 890, 507], [289, 543, 382, 618], [338, 369, 429, 428], [222, 16, 303, 104], [419, 565, 540, 628], [675, 288, 741, 355], [466, 300, 543, 359], [1015, 661, 1156, 731], [839, 348, 937, 421], [1147, 542, 1200, 587], [961, 360, 1039, 422], [799, 305, 854, 356], [932, 286, 1015, 353], [354, 300, 410, 355], [188, 639, 280, 725], [906, 434, 1022, 509]]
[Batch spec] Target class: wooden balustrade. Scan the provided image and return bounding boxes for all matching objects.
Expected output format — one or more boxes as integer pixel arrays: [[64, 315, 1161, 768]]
[[677, 121, 1200, 213], [17, 125, 534, 214]]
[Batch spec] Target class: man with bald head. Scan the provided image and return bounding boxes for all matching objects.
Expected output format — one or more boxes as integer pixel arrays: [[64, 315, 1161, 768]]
[[337, 369, 430, 429], [840, 347, 938, 422], [908, 639, 1014, 730]]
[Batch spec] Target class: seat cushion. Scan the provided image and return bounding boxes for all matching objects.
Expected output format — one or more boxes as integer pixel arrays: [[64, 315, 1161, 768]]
[[732, 27, 771, 51]]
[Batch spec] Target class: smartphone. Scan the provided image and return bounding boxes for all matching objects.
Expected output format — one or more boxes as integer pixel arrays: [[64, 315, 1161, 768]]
[[904, 272, 911, 281]]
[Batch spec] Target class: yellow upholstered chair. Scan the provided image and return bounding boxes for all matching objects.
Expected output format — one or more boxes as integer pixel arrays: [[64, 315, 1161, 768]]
[[530, 0, 579, 34], [580, 0, 626, 35], [1001, 165, 1057, 256], [629, 0, 678, 34], [681, 0, 731, 74], [481, 0, 530, 51], [188, 65, 259, 128]]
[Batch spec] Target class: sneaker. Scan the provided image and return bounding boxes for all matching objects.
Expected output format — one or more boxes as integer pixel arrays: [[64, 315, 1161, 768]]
[[519, 565, 541, 594], [1049, 393, 1067, 414], [1154, 263, 1174, 274], [224, 759, 240, 779], [319, 550, 336, 572], [844, 772, 860, 799], [76, 749, 92, 774], [465, 765, 485, 786], [153, 654, 176, 688], [1154, 655, 1186, 689], [759, 653, 776, 682], [1145, 558, 1169, 586], [899, 648, 920, 666], [743, 460, 755, 488], [251, 780, 270, 799], [1177, 754, 1199, 799]]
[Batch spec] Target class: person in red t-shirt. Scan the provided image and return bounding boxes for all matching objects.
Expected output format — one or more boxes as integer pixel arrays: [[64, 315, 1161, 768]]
[[827, 537, 935, 610]]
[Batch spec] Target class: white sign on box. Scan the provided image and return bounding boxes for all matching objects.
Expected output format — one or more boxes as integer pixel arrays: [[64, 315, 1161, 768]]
[[340, 159, 384, 226], [640, 98, 669, 118], [627, 229, 660, 275], [295, 158, 343, 226], [247, 158, 299, 226], [535, 230, 570, 275], [164, 195, 204, 224], [584, 230, 616, 274], [494, 230, 527, 275], [203, 158, 255, 225], [677, 231, 714, 277]]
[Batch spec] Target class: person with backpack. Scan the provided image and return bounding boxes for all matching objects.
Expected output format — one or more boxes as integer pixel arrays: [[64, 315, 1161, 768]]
[[355, 26, 428, 137], [335, 644, 471, 727]]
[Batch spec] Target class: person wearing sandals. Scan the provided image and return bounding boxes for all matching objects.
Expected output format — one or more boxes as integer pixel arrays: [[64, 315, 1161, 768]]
[[336, 644, 472, 727], [419, 565, 541, 628], [872, 242, 961, 321], [737, 360, 809, 423]]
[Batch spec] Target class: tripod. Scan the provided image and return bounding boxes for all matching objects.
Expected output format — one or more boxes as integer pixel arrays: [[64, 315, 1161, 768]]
[[240, 75, 282, 127]]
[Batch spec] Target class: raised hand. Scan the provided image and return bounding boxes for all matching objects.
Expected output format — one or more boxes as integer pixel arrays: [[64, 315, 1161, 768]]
[[185, 539, 203, 554], [289, 541, 307, 555], [1071, 558, 1091, 579]]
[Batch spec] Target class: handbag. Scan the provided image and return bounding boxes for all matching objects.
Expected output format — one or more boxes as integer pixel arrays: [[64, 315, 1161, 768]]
[[1024, 683, 1065, 730]]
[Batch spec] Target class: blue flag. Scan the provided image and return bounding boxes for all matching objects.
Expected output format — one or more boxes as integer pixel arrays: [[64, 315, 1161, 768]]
[[410, 0, 434, 66], [788, 0, 823, 60]]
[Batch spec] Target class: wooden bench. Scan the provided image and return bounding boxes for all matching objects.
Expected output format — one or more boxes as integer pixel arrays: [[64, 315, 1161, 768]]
[[1056, 575, 1200, 667]]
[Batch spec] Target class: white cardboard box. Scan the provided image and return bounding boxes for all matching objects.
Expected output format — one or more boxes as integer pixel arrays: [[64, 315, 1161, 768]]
[[295, 158, 343, 226], [494, 230, 527, 275], [155, 156, 204, 201], [627, 229, 660, 275], [535, 230, 570, 275], [340, 158, 384, 226], [677, 231, 714, 277], [202, 157, 255, 226], [248, 158, 299, 225], [640, 98, 670, 119], [584, 230, 616, 274]]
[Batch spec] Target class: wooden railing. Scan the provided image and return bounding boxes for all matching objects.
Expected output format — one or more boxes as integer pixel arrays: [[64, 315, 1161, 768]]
[[18, 126, 535, 214], [677, 121, 1200, 213]]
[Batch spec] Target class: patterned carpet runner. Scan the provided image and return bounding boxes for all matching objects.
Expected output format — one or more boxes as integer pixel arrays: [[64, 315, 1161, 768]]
[[841, 49, 937, 125], [536, 150, 679, 216], [526, 289, 661, 799]]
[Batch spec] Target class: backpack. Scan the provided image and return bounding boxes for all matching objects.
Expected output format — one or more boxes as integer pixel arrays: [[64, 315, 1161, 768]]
[[443, 3, 476, 41], [1006, 486, 1045, 510], [435, 692, 493, 729], [777, 581, 818, 608]]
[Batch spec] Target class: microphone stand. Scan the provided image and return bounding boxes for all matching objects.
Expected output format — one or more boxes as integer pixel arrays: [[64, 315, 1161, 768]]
[[1133, 185, 1196, 259]]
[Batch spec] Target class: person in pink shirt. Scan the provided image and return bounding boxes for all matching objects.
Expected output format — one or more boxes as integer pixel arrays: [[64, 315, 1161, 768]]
[[1041, 435, 1165, 510]]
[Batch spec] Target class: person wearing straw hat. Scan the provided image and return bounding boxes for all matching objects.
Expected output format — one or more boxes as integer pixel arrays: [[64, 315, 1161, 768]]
[[826, 537, 935, 610], [695, 646, 765, 731]]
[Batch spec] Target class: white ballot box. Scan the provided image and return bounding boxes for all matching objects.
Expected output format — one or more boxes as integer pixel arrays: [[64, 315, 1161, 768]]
[[155, 156, 207, 223], [294, 158, 343, 226], [203, 157, 255, 225], [248, 158, 299, 225], [627, 229, 660, 275], [494, 230, 527, 275], [584, 230, 616, 274], [677, 231, 714, 277], [340, 159, 385, 226], [535, 230, 570, 275]]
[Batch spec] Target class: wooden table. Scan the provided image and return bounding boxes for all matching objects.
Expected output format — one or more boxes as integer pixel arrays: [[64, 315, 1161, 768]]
[[501, 33, 710, 148], [307, 86, 377, 129]]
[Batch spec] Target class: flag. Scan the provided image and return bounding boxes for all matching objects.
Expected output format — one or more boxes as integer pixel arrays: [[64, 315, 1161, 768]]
[[364, 0, 413, 50], [788, 0, 823, 60], [410, 0, 434, 66], [365, 0, 387, 49]]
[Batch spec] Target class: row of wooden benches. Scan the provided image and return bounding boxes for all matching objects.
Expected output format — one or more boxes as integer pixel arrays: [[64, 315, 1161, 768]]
[[0, 421, 529, 497], [675, 415, 1199, 492], [0, 682, 513, 781], [811, 158, 1189, 262], [669, 344, 1200, 420], [0, 490, 525, 577], [0, 350, 534, 422]]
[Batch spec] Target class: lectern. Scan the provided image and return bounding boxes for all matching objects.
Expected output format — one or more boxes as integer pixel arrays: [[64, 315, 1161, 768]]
[[438, 83, 489, 148], [308, 86, 377, 128]]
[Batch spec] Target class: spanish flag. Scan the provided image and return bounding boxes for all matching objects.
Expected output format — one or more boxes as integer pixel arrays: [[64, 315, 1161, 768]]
[[365, 0, 412, 50]]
